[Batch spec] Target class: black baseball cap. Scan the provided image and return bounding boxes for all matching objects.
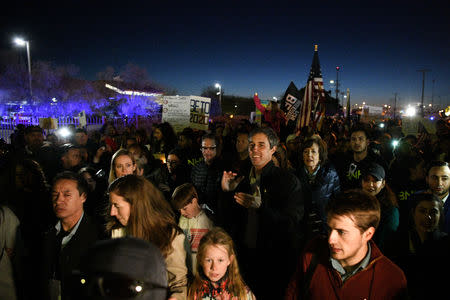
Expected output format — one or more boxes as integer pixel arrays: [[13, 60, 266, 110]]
[[75, 237, 168, 300], [362, 162, 385, 181]]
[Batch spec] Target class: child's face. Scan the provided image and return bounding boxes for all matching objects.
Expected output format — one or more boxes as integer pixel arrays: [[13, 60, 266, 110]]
[[202, 245, 232, 282], [180, 198, 201, 219]]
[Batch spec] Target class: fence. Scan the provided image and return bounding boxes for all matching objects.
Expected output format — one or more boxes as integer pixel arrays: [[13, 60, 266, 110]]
[[0, 114, 162, 143]]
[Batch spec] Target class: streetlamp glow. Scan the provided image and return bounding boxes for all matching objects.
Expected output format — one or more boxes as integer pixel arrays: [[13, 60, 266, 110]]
[[215, 83, 222, 111], [405, 106, 416, 117], [13, 36, 32, 100], [14, 37, 26, 46], [329, 80, 334, 84]]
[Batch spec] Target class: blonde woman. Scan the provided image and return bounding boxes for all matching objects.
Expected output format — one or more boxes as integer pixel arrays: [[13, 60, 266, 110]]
[[108, 149, 136, 184]]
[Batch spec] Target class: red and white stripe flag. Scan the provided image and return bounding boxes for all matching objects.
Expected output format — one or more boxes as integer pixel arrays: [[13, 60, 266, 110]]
[[297, 45, 326, 130]]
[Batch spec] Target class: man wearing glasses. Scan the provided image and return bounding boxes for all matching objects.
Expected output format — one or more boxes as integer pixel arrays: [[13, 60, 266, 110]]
[[191, 133, 224, 221]]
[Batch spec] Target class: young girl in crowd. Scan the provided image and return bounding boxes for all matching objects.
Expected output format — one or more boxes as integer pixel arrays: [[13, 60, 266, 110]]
[[188, 227, 256, 300], [171, 183, 214, 275]]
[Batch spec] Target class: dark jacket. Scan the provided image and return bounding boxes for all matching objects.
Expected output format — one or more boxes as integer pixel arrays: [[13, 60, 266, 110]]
[[191, 158, 224, 214], [231, 160, 304, 254], [384, 228, 450, 299], [41, 213, 104, 300], [295, 162, 340, 238], [285, 237, 408, 300], [334, 151, 387, 190]]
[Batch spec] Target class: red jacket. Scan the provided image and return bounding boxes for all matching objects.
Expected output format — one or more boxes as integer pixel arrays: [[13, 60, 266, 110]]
[[253, 93, 286, 135], [285, 237, 408, 300]]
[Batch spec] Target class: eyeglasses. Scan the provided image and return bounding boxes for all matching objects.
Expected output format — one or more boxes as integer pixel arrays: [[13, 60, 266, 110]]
[[75, 274, 167, 298], [200, 146, 217, 151]]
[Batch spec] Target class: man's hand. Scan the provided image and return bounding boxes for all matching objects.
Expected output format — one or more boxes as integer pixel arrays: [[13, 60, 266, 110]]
[[234, 191, 261, 209], [221, 171, 244, 192]]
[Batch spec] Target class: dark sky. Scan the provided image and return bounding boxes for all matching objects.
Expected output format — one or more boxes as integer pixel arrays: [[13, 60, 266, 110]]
[[1, 2, 449, 107]]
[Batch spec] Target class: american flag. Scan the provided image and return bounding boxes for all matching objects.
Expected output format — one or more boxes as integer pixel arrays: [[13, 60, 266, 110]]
[[297, 45, 326, 130]]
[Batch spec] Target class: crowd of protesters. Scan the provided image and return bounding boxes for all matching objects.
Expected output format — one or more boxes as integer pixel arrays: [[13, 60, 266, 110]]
[[0, 113, 449, 300]]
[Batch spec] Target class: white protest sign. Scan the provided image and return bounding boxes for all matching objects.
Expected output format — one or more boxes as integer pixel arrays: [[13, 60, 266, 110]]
[[190, 96, 211, 130], [162, 96, 191, 132]]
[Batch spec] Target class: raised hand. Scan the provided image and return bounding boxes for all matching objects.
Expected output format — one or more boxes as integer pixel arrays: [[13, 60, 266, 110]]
[[221, 171, 244, 192]]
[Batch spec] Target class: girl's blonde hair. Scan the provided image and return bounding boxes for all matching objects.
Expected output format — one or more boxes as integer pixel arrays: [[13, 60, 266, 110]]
[[108, 149, 136, 184], [188, 227, 248, 299], [106, 174, 181, 257]]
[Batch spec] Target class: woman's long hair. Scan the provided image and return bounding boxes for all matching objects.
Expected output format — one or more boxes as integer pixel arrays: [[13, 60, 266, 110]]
[[188, 227, 248, 299], [106, 175, 181, 257]]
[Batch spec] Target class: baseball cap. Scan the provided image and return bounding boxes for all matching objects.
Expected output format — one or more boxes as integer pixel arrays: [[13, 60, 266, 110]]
[[74, 237, 168, 300], [362, 162, 385, 181]]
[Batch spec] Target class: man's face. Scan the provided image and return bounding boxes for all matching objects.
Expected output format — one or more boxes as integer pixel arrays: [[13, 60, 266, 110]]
[[236, 133, 249, 154], [201, 138, 217, 165], [52, 179, 86, 221], [25, 132, 44, 149], [327, 214, 372, 268], [74, 132, 88, 146], [427, 166, 450, 198], [62, 149, 82, 169], [249, 133, 276, 171], [350, 131, 369, 154]]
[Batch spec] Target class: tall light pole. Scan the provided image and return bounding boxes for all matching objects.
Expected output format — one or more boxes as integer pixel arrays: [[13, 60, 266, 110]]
[[335, 66, 340, 105], [417, 69, 431, 118], [215, 83, 222, 112], [14, 37, 33, 101]]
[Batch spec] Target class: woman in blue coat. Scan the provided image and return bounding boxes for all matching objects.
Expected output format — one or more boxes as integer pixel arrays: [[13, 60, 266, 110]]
[[295, 136, 341, 241]]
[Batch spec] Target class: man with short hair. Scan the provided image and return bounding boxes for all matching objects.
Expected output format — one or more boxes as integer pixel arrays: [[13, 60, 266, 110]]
[[222, 126, 304, 299], [74, 128, 98, 163], [59, 144, 83, 173], [426, 160, 450, 233], [336, 125, 386, 190], [41, 171, 103, 300], [21, 125, 59, 181], [191, 133, 224, 216], [285, 189, 408, 300]]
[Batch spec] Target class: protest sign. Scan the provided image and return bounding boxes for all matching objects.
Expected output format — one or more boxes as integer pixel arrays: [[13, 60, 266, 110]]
[[162, 96, 191, 132], [190, 96, 211, 130]]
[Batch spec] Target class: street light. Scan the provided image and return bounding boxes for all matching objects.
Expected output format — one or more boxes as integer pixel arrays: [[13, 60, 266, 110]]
[[215, 83, 222, 111], [14, 37, 32, 101]]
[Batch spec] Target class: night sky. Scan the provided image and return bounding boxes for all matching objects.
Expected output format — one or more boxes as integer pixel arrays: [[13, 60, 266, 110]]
[[2, 2, 449, 107]]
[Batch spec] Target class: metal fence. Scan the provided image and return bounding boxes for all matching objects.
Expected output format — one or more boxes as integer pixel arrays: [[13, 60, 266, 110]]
[[0, 114, 162, 143]]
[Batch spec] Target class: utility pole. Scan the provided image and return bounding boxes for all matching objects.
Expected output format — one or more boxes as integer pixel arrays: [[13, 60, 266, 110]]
[[431, 79, 435, 107], [393, 92, 397, 119], [417, 69, 431, 117], [335, 66, 340, 112]]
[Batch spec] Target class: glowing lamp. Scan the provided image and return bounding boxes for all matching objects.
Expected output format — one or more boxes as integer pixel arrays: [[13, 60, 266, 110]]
[[405, 107, 416, 117]]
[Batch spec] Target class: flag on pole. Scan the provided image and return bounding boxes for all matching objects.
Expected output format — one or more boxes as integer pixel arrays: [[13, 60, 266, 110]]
[[280, 81, 302, 128], [298, 45, 326, 130]]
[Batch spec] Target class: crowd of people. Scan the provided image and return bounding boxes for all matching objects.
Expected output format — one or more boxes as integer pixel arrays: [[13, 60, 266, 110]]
[[0, 114, 449, 300]]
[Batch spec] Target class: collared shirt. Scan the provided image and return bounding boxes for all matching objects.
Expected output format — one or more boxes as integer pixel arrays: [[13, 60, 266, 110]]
[[55, 212, 84, 249], [330, 242, 372, 283], [442, 193, 449, 205]]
